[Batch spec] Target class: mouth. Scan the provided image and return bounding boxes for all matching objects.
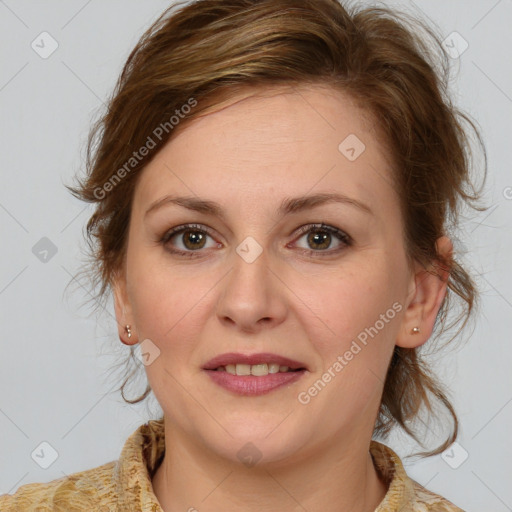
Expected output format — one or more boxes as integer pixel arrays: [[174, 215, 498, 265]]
[[202, 352, 308, 396], [212, 363, 304, 375], [202, 352, 308, 374]]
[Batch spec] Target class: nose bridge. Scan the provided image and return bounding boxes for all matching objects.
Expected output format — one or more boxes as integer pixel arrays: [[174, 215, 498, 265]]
[[216, 242, 286, 330]]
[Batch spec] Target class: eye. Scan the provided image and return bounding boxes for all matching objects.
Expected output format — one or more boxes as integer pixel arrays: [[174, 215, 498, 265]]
[[292, 224, 351, 255], [160, 222, 352, 258], [161, 224, 219, 256]]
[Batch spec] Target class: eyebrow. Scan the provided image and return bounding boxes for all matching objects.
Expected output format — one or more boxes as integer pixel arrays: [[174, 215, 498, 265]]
[[144, 192, 373, 219]]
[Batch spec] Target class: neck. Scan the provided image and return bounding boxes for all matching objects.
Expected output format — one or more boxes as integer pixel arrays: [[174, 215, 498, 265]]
[[152, 424, 388, 512]]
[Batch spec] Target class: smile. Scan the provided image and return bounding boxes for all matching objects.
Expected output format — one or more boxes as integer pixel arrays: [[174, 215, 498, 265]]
[[215, 363, 301, 376]]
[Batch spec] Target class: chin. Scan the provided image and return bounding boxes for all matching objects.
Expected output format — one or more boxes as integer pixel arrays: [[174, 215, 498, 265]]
[[203, 422, 308, 467]]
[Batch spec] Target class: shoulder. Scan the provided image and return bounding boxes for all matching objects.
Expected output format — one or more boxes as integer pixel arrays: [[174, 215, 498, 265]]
[[0, 460, 117, 512], [370, 441, 465, 512], [410, 479, 465, 511]]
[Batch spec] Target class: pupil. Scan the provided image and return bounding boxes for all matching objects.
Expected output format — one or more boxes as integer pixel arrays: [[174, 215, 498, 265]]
[[184, 230, 205, 249], [308, 230, 330, 250]]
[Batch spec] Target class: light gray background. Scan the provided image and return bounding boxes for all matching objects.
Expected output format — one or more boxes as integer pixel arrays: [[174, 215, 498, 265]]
[[0, 1, 511, 510]]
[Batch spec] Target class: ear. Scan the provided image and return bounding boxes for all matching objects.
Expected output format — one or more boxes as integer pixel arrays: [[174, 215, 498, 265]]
[[112, 268, 138, 345], [396, 236, 452, 348]]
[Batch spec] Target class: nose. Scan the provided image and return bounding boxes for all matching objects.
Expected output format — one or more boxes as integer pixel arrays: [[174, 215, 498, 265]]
[[215, 248, 288, 333]]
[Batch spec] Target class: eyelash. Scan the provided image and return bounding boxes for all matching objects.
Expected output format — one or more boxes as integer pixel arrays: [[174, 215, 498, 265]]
[[160, 223, 352, 259]]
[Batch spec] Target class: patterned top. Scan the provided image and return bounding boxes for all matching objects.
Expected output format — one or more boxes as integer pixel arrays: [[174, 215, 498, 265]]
[[0, 418, 463, 511]]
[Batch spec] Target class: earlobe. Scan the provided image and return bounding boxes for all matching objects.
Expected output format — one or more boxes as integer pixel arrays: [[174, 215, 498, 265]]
[[396, 236, 452, 349]]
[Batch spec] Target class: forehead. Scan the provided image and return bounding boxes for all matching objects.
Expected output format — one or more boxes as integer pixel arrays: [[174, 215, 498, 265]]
[[134, 84, 397, 218]]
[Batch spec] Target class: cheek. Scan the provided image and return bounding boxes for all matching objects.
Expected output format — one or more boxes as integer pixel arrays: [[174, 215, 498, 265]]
[[125, 245, 221, 358], [293, 267, 404, 423], [296, 262, 403, 353], [293, 255, 407, 408]]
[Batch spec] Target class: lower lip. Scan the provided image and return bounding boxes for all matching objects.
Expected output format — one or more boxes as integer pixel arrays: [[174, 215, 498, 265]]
[[204, 369, 306, 396]]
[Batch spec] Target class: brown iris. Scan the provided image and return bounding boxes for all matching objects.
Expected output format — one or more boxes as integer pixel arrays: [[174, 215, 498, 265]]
[[307, 229, 331, 250], [182, 229, 207, 250]]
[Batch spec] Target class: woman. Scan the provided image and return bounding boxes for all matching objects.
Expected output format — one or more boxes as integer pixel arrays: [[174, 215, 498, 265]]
[[0, 0, 485, 510]]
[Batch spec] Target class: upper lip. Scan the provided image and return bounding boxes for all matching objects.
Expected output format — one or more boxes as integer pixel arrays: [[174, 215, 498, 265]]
[[202, 352, 307, 371]]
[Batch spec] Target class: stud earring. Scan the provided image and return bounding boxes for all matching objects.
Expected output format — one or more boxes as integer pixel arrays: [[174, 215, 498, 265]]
[[411, 326, 421, 334], [125, 325, 132, 339]]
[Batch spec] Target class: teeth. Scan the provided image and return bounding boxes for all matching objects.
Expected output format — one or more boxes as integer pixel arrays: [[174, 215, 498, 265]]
[[251, 364, 271, 376], [236, 364, 251, 376], [221, 363, 294, 376], [268, 363, 280, 374]]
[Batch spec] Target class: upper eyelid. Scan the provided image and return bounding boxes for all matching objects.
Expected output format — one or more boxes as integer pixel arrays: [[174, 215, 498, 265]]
[[294, 223, 349, 238], [161, 223, 215, 243]]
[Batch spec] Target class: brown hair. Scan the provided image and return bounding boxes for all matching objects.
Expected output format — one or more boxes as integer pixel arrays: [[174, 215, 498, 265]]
[[69, 0, 486, 456]]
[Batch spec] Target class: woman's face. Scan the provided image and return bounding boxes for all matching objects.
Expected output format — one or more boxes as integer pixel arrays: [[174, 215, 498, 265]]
[[115, 85, 428, 464]]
